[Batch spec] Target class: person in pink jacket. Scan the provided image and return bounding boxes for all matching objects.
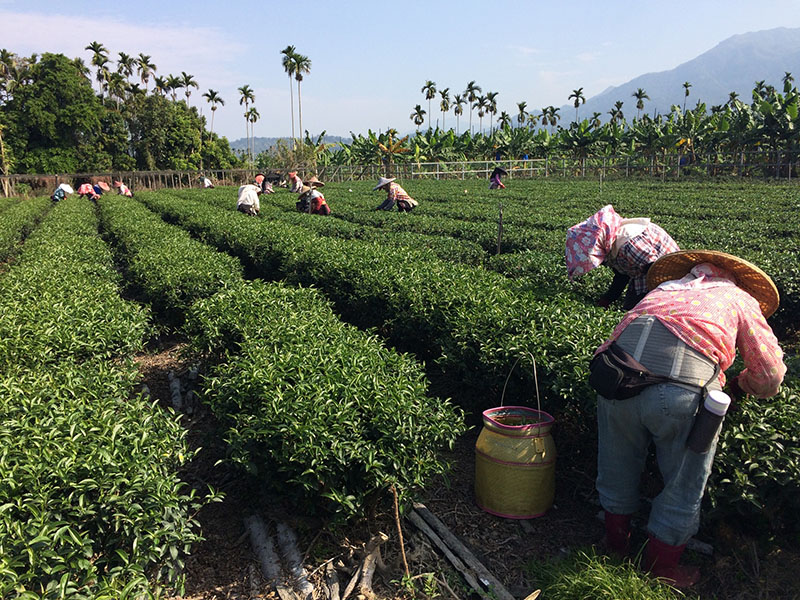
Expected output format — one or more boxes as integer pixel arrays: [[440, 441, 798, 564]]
[[593, 250, 785, 588]]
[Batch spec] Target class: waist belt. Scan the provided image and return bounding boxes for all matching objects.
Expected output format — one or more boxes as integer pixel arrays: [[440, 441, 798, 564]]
[[615, 316, 721, 392]]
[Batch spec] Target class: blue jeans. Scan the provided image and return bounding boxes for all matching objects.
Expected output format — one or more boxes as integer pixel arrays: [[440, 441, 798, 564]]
[[596, 383, 719, 546]]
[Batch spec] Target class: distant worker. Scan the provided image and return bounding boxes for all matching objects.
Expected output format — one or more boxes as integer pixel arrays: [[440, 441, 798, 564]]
[[373, 177, 418, 212], [255, 173, 274, 194], [296, 176, 330, 215], [114, 180, 134, 197], [200, 175, 214, 189], [488, 166, 507, 190], [565, 204, 679, 310], [77, 182, 100, 201], [93, 181, 110, 197], [51, 183, 74, 202], [287, 171, 303, 193], [236, 183, 261, 216]]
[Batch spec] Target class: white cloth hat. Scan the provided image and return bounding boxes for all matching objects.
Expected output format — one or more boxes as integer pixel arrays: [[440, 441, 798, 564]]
[[58, 183, 74, 194], [373, 177, 396, 191]]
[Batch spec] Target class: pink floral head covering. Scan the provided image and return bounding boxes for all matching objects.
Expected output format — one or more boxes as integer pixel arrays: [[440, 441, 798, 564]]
[[77, 183, 94, 195], [565, 204, 622, 280]]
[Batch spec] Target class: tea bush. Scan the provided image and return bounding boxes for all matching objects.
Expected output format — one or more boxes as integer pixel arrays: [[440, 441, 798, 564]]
[[0, 196, 207, 597], [97, 195, 243, 321], [184, 280, 466, 518], [0, 195, 51, 262]]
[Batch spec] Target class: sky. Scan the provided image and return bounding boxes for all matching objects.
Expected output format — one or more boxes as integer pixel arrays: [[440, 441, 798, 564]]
[[3, 0, 800, 143]]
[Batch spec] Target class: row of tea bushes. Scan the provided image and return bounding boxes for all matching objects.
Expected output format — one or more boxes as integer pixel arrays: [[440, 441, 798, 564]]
[[98, 195, 465, 519], [97, 195, 243, 322], [183, 280, 466, 517], [0, 196, 207, 598], [139, 190, 620, 408], [182, 188, 487, 267], [0, 195, 51, 263]]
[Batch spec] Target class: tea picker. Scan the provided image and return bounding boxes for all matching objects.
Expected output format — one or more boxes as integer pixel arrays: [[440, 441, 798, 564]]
[[590, 250, 786, 588], [373, 177, 418, 212], [565, 204, 679, 310]]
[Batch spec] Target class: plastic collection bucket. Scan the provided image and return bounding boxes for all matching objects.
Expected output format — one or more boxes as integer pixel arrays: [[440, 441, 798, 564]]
[[474, 406, 556, 519]]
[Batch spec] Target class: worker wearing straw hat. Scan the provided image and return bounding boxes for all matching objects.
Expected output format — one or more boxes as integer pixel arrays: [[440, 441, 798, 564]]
[[565, 205, 679, 310], [50, 183, 74, 202], [114, 180, 134, 198], [488, 166, 507, 189], [76, 182, 100, 201], [593, 250, 785, 588], [373, 177, 418, 212], [295, 176, 330, 215]]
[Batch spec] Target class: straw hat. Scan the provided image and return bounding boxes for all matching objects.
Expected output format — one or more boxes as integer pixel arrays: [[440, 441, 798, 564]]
[[373, 176, 395, 191], [305, 176, 325, 187], [254, 173, 265, 185], [646, 250, 780, 317], [58, 183, 74, 194]]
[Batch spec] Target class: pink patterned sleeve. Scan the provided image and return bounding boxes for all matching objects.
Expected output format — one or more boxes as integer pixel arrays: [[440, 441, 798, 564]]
[[735, 300, 786, 398]]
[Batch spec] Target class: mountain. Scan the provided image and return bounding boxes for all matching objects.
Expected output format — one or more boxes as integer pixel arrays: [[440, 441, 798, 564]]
[[229, 135, 352, 155], [562, 27, 800, 122]]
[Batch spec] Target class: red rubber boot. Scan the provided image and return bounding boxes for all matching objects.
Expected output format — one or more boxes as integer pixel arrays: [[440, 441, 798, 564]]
[[604, 511, 631, 558], [643, 534, 700, 588]]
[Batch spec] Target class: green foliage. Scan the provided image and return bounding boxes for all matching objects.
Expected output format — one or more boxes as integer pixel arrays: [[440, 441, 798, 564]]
[[707, 381, 800, 538], [0, 196, 209, 598], [184, 280, 466, 518], [96, 194, 243, 322], [527, 548, 681, 599], [0, 196, 51, 262]]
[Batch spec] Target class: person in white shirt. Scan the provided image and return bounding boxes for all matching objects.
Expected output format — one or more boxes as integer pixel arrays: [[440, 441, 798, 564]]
[[237, 184, 261, 216]]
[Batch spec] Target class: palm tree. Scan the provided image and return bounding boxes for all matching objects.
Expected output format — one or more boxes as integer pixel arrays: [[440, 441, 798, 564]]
[[728, 91, 740, 106], [475, 95, 488, 134], [632, 88, 649, 120], [421, 80, 436, 130], [117, 52, 135, 83], [682, 81, 692, 113], [107, 72, 126, 109], [783, 71, 795, 92], [94, 56, 111, 98], [465, 81, 481, 134], [568, 87, 585, 122], [516, 101, 528, 128], [85, 41, 108, 96], [293, 53, 311, 139], [203, 89, 225, 136], [589, 112, 602, 129], [153, 76, 168, 97], [247, 107, 260, 162], [608, 100, 624, 124], [410, 104, 426, 132], [238, 84, 255, 158], [485, 91, 499, 133], [498, 111, 512, 130], [439, 87, 450, 130], [280, 45, 297, 146], [453, 93, 465, 135], [166, 74, 182, 101], [136, 53, 156, 92], [180, 71, 198, 101]]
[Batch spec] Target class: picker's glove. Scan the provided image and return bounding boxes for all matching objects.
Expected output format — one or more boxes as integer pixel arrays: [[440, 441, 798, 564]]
[[728, 375, 746, 402]]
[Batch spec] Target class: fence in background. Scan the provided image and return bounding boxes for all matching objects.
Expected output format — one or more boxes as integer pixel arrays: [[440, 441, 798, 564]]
[[2, 153, 797, 197]]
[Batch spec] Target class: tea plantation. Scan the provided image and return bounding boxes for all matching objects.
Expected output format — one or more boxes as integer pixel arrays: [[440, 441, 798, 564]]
[[1, 178, 798, 598]]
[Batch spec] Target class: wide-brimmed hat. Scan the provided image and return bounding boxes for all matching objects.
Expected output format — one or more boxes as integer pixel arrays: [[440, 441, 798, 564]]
[[96, 181, 111, 192], [288, 171, 298, 179], [305, 176, 325, 188], [373, 176, 396, 191], [58, 183, 74, 194], [254, 173, 265, 185], [491, 166, 508, 176], [647, 250, 780, 317]]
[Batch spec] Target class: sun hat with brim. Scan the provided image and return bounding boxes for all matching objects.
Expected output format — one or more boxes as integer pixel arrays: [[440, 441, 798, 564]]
[[373, 176, 395, 191], [491, 166, 508, 176], [646, 250, 780, 317], [96, 181, 111, 192], [305, 176, 325, 187], [58, 183, 74, 194]]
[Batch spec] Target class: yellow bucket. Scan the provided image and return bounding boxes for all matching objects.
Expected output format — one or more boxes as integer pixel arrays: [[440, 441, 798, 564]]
[[475, 406, 556, 519]]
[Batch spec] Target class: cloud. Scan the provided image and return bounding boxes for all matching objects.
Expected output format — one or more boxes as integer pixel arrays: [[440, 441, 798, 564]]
[[0, 10, 246, 89], [509, 44, 542, 57]]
